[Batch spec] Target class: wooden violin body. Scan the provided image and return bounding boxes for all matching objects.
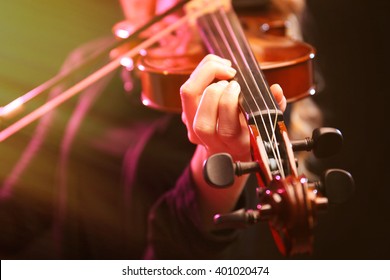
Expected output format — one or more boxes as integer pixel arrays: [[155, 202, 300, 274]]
[[134, 7, 315, 112]]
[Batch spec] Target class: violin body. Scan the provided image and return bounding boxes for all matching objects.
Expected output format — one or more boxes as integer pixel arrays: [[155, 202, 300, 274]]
[[137, 48, 204, 112], [135, 7, 315, 113]]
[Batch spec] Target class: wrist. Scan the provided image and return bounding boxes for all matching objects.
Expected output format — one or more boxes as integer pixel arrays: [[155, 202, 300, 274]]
[[190, 145, 249, 229]]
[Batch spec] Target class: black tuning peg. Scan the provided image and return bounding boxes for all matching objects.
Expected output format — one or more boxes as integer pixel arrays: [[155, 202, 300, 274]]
[[313, 169, 355, 205], [291, 127, 343, 158], [214, 208, 260, 228], [213, 205, 273, 228], [203, 153, 260, 188]]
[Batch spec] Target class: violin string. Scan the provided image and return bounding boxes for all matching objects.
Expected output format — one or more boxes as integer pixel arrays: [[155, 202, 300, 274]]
[[199, 11, 276, 168], [197, 16, 261, 138], [221, 10, 285, 178], [198, 16, 265, 170], [205, 8, 285, 177], [222, 11, 282, 115], [199, 13, 262, 129], [217, 9, 285, 177], [201, 9, 284, 178]]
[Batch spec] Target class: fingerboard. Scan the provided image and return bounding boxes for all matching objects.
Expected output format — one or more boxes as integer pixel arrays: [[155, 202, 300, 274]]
[[196, 6, 284, 136]]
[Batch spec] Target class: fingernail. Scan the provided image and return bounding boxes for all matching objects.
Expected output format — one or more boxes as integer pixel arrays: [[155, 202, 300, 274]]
[[228, 80, 240, 92], [226, 66, 237, 76]]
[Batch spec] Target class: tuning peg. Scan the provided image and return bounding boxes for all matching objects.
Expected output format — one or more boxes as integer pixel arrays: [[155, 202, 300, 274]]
[[203, 153, 260, 188], [291, 127, 343, 158], [214, 205, 273, 228], [312, 168, 355, 205], [214, 208, 260, 228]]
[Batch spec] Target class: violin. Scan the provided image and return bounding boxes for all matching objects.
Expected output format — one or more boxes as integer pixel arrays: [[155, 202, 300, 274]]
[[0, 0, 354, 256], [134, 3, 315, 113], [131, 0, 353, 256]]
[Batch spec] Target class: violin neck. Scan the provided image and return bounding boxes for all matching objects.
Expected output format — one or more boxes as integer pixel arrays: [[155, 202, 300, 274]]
[[196, 6, 283, 128]]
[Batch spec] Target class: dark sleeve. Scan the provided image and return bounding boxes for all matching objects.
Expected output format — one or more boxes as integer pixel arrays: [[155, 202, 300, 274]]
[[144, 166, 242, 260]]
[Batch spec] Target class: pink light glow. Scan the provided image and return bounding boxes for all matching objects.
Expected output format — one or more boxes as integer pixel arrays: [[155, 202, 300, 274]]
[[115, 28, 130, 39], [300, 177, 308, 184], [142, 98, 151, 107], [139, 49, 147, 56], [120, 57, 134, 69]]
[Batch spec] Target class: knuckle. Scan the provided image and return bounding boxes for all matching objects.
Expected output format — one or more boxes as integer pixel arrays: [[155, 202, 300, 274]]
[[218, 127, 240, 141], [203, 85, 216, 96], [202, 58, 224, 73], [179, 82, 194, 98], [181, 112, 187, 125], [203, 53, 218, 62], [218, 94, 233, 108], [204, 82, 224, 95], [187, 131, 199, 144], [193, 120, 215, 138]]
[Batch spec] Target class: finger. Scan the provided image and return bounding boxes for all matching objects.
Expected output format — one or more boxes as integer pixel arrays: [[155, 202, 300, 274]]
[[180, 55, 236, 140], [217, 81, 251, 159], [180, 54, 236, 105], [192, 81, 228, 146], [193, 54, 233, 76], [270, 84, 286, 112], [216, 81, 244, 146]]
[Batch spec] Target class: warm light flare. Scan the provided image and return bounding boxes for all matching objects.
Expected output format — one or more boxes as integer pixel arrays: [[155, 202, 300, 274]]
[[0, 97, 24, 119]]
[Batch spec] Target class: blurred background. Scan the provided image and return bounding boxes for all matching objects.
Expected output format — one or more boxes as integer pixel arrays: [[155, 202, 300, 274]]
[[0, 0, 388, 259]]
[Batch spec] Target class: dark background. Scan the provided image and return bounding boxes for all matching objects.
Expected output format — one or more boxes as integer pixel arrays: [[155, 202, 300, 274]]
[[0, 0, 388, 259], [304, 0, 389, 258]]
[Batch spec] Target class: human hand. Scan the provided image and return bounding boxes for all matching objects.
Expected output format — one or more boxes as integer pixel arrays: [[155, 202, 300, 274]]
[[180, 54, 286, 161]]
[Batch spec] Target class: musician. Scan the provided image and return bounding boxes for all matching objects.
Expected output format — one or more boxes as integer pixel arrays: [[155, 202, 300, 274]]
[[0, 0, 308, 259]]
